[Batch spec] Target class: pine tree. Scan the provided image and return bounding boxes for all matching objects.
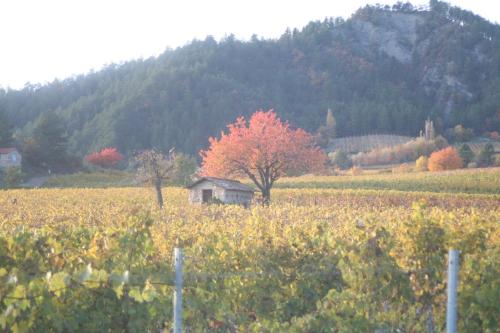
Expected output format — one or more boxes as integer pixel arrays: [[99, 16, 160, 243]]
[[0, 110, 13, 146], [458, 144, 474, 165], [25, 112, 68, 169]]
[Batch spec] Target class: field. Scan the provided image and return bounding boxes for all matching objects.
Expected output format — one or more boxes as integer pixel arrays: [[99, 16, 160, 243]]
[[1, 170, 499, 332], [275, 168, 500, 194]]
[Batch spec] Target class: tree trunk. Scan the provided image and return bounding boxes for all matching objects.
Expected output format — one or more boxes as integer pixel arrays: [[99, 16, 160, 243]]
[[155, 179, 163, 208], [261, 187, 271, 205]]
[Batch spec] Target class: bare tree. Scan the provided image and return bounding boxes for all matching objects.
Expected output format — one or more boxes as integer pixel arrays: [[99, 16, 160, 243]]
[[135, 148, 176, 208]]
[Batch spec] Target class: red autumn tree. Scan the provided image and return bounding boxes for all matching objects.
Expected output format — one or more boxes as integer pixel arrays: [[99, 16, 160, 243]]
[[428, 147, 463, 171], [200, 110, 326, 203], [85, 147, 124, 168]]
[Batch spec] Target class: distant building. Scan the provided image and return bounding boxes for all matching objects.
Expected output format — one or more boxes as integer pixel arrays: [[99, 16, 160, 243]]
[[0, 148, 22, 169], [187, 177, 254, 207]]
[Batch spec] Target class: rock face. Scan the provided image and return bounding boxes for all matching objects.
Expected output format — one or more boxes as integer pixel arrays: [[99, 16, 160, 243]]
[[348, 8, 489, 117], [351, 12, 424, 63]]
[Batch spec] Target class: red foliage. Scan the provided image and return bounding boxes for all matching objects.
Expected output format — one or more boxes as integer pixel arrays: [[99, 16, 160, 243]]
[[85, 147, 124, 168], [489, 131, 499, 141], [428, 147, 463, 172], [200, 110, 326, 202]]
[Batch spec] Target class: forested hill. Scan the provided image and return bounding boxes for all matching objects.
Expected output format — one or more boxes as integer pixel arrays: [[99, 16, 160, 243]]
[[1, 1, 500, 156]]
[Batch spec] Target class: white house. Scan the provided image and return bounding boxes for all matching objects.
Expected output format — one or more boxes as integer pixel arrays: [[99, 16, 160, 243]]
[[187, 177, 254, 207], [0, 148, 22, 169]]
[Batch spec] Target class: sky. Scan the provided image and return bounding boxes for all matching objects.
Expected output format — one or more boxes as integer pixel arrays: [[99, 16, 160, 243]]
[[0, 0, 498, 89]]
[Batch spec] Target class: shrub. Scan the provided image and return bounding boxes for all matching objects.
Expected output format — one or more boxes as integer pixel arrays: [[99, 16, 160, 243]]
[[352, 136, 448, 167], [428, 147, 463, 171], [434, 135, 449, 149], [451, 124, 474, 142], [85, 147, 124, 168], [169, 153, 198, 186], [494, 155, 500, 167], [476, 143, 495, 167], [349, 166, 363, 175], [392, 163, 412, 173], [415, 156, 428, 171], [488, 131, 499, 141], [330, 150, 352, 170], [3, 167, 23, 188]]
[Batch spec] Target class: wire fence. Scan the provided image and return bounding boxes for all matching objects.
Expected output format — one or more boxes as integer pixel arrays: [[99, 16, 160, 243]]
[[1, 264, 448, 297]]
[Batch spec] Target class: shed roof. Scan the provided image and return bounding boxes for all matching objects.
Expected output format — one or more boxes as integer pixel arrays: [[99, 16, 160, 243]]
[[187, 177, 255, 192], [0, 148, 18, 154]]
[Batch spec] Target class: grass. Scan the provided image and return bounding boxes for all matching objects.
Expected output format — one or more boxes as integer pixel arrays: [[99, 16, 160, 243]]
[[44, 170, 136, 188], [272, 167, 500, 195]]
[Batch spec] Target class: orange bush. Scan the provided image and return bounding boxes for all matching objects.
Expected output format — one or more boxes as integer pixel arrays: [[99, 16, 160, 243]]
[[428, 147, 463, 172]]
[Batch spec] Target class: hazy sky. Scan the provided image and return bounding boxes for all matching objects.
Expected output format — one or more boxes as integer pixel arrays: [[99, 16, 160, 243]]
[[0, 0, 498, 89]]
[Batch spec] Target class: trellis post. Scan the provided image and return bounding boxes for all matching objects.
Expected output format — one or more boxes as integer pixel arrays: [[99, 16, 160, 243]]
[[446, 249, 459, 333], [173, 248, 183, 333]]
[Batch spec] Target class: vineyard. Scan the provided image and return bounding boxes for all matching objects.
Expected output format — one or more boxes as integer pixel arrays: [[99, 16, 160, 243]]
[[455, 141, 500, 154], [0, 172, 499, 331], [328, 134, 413, 153]]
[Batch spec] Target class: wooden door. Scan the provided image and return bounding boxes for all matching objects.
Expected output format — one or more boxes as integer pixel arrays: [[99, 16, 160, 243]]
[[202, 189, 213, 203]]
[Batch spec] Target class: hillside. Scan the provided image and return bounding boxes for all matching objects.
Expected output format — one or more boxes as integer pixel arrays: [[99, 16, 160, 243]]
[[1, 1, 499, 157]]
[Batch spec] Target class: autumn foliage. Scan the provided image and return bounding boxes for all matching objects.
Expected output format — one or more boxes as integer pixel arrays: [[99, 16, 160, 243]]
[[201, 110, 326, 203], [85, 147, 124, 168], [415, 156, 429, 172], [351, 136, 448, 166], [428, 147, 463, 172]]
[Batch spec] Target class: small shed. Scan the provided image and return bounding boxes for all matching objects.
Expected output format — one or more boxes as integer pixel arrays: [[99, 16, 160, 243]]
[[187, 177, 254, 207], [0, 148, 22, 169]]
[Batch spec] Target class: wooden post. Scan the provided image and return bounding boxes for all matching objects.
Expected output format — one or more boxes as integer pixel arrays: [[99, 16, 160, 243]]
[[446, 249, 459, 333], [173, 248, 183, 333]]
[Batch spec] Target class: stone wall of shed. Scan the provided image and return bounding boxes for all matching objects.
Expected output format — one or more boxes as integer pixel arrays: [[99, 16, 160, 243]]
[[188, 182, 225, 204], [223, 190, 253, 206], [188, 181, 253, 206]]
